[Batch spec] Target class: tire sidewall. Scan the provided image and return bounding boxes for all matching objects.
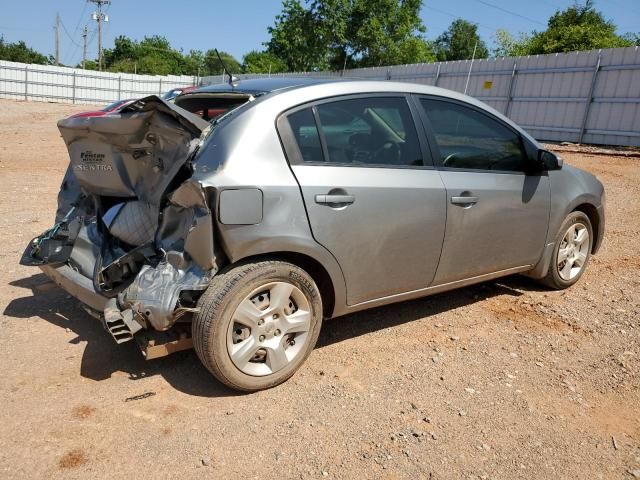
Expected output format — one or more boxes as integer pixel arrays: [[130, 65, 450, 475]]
[[196, 262, 322, 391], [550, 212, 593, 288]]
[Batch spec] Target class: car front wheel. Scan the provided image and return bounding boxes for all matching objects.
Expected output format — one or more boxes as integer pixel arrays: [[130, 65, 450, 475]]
[[541, 211, 593, 289], [193, 260, 323, 392]]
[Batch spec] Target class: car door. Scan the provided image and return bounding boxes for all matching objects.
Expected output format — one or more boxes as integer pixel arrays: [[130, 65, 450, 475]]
[[277, 95, 447, 306], [415, 96, 550, 285]]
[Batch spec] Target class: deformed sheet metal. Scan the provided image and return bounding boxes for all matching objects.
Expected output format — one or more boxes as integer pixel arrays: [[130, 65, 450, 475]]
[[24, 95, 217, 341]]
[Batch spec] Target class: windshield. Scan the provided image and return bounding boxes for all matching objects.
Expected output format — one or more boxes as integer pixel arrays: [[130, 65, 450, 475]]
[[161, 89, 182, 101]]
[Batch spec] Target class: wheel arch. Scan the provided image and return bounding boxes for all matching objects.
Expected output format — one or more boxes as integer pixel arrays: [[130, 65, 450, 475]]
[[230, 251, 338, 320], [572, 202, 602, 254]]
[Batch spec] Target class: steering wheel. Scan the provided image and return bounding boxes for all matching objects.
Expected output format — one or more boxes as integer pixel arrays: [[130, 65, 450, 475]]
[[373, 141, 401, 164], [442, 152, 460, 167]]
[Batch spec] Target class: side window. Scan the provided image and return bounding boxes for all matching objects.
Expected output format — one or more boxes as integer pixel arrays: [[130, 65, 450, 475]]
[[287, 108, 324, 163], [315, 97, 423, 167], [420, 98, 528, 172]]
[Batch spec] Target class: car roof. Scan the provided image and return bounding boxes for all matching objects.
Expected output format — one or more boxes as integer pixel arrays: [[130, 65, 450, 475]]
[[195, 76, 344, 95]]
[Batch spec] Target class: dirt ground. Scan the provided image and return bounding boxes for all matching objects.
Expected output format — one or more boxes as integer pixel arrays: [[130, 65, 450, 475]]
[[0, 99, 638, 480]]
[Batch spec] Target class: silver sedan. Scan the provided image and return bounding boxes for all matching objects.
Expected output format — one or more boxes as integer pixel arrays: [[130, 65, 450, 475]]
[[22, 78, 605, 391]]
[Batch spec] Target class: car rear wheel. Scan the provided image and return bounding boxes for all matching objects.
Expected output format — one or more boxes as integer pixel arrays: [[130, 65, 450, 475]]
[[193, 260, 322, 392], [540, 211, 593, 290]]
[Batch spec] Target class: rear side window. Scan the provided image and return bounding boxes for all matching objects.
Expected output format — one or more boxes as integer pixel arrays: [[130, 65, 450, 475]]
[[316, 97, 422, 167], [420, 98, 527, 172], [287, 108, 324, 163]]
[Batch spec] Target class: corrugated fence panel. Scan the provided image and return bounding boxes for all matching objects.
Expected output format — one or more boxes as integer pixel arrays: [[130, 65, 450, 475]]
[[0, 60, 196, 105], [584, 47, 640, 146], [5, 47, 640, 146], [203, 46, 639, 146]]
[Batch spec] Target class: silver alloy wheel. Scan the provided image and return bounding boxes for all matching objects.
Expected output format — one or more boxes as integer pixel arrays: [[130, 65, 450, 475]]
[[226, 281, 312, 376], [557, 222, 590, 281]]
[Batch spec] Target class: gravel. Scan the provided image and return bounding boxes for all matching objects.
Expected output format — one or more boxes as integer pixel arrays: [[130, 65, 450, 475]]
[[0, 99, 638, 479]]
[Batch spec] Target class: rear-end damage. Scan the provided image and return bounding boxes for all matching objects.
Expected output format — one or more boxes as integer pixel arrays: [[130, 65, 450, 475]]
[[22, 95, 223, 351]]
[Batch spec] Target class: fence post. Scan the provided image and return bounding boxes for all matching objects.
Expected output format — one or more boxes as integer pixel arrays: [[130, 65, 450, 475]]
[[72, 71, 76, 104], [578, 53, 602, 144], [24, 65, 28, 100], [118, 75, 122, 100], [505, 61, 518, 118], [159, 78, 163, 96], [434, 64, 441, 86]]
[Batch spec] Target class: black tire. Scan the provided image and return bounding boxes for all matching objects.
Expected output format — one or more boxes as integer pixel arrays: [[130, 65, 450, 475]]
[[540, 211, 593, 290], [193, 260, 323, 392]]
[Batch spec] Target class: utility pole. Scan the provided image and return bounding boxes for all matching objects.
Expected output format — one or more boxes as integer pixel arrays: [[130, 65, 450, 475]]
[[54, 13, 60, 66], [81, 26, 88, 69], [89, 0, 110, 71]]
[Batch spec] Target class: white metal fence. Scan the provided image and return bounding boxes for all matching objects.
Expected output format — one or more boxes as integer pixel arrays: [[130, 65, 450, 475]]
[[205, 46, 640, 147], [0, 60, 196, 105], [2, 47, 638, 146]]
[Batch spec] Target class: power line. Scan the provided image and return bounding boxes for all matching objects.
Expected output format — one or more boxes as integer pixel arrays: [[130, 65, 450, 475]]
[[60, 17, 85, 66], [60, 18, 83, 48], [72, 3, 89, 35], [473, 0, 547, 27], [423, 5, 500, 33]]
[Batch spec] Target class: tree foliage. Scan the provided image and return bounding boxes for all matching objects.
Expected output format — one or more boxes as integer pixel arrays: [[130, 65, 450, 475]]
[[493, 1, 634, 57], [266, 0, 434, 71], [242, 50, 289, 73], [527, 0, 632, 54], [3, 0, 638, 78], [434, 19, 488, 61], [82, 35, 244, 76], [0, 37, 49, 64], [267, 0, 327, 71], [492, 29, 532, 58], [203, 49, 243, 76], [622, 33, 640, 46]]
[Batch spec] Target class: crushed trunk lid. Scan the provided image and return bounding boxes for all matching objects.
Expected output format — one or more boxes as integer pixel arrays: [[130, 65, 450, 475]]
[[22, 95, 217, 339]]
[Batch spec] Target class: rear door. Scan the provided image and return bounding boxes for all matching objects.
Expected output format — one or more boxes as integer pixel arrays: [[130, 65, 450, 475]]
[[416, 96, 550, 285], [278, 95, 446, 306]]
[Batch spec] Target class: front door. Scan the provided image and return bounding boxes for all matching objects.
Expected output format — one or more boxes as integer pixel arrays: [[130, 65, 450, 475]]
[[416, 97, 550, 285], [278, 95, 447, 305]]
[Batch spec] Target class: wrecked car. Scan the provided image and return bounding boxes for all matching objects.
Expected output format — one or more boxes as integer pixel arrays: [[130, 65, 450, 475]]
[[22, 78, 605, 391]]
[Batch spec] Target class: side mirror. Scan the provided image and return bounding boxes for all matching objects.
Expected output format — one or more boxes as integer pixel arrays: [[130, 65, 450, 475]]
[[538, 149, 563, 171]]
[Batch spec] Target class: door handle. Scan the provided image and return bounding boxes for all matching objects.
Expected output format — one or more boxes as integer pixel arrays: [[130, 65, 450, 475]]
[[315, 194, 355, 205], [450, 196, 478, 206]]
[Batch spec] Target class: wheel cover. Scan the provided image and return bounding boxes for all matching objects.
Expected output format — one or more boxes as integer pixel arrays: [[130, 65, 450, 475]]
[[557, 222, 590, 281], [226, 281, 312, 377]]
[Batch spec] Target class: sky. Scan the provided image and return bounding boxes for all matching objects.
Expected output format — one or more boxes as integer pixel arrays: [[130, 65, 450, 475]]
[[0, 0, 638, 67]]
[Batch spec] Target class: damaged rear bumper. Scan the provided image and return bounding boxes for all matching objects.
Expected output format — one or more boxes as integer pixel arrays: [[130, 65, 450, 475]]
[[22, 95, 218, 347], [40, 263, 108, 312]]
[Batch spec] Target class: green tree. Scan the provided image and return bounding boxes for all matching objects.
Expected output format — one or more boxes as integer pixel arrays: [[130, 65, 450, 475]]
[[0, 37, 48, 64], [203, 49, 242, 76], [183, 49, 205, 76], [434, 19, 488, 61], [102, 35, 186, 75], [493, 29, 531, 57], [266, 0, 434, 71], [622, 33, 640, 46], [242, 50, 289, 73], [526, 0, 633, 54], [267, 0, 327, 71], [347, 0, 435, 67]]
